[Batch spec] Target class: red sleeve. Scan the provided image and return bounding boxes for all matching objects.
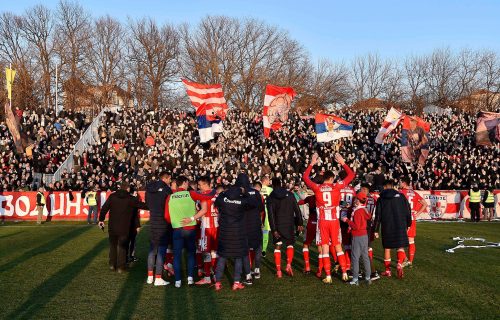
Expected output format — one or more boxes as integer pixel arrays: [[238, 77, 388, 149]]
[[346, 218, 356, 230], [341, 163, 355, 186], [302, 165, 320, 192], [164, 195, 171, 223], [297, 199, 306, 205], [363, 208, 371, 220], [189, 189, 215, 201]]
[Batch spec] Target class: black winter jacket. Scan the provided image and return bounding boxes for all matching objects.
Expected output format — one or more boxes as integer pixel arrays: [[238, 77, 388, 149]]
[[236, 174, 264, 249], [215, 186, 258, 258], [145, 180, 172, 245], [373, 189, 412, 249], [267, 187, 303, 244], [100, 190, 148, 236]]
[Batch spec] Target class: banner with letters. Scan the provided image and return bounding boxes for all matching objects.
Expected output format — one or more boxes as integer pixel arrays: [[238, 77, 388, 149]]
[[0, 190, 498, 221], [0, 191, 149, 221]]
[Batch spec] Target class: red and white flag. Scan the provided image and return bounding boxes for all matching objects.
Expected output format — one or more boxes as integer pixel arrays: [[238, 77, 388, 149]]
[[375, 107, 403, 144], [182, 79, 228, 142], [263, 84, 296, 138]]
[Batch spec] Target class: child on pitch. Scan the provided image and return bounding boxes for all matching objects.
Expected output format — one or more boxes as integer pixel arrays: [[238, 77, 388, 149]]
[[342, 192, 372, 285]]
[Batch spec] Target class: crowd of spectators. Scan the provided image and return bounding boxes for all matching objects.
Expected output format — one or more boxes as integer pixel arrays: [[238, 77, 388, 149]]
[[0, 106, 498, 192]]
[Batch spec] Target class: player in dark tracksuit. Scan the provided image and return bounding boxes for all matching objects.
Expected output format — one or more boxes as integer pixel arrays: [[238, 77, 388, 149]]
[[267, 178, 304, 278]]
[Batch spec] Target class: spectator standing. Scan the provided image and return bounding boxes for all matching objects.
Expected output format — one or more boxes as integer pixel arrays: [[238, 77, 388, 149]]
[[85, 186, 98, 224], [36, 187, 46, 225], [342, 192, 372, 285], [373, 180, 412, 279], [469, 184, 481, 222], [145, 172, 172, 286], [98, 182, 148, 273], [482, 188, 495, 221]]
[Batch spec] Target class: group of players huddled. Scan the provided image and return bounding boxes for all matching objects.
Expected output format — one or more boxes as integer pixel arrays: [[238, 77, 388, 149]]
[[142, 153, 426, 290]]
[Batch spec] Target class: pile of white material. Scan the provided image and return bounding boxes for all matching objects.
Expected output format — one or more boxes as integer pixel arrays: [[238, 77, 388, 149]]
[[446, 237, 500, 253]]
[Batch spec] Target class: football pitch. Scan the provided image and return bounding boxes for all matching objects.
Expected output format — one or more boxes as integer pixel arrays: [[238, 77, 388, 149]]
[[0, 222, 498, 320]]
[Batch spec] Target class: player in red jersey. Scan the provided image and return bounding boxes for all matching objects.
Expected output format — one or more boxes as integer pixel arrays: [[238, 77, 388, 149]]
[[298, 194, 317, 274], [360, 183, 380, 280], [178, 177, 218, 285], [303, 152, 355, 284], [399, 177, 427, 267], [340, 185, 356, 276]]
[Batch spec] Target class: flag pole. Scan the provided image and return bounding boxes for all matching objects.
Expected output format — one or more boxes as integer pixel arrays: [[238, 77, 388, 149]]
[[9, 63, 12, 110], [55, 64, 58, 115]]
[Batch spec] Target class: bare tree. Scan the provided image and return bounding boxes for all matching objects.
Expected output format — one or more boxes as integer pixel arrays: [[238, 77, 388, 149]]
[[55, 0, 92, 110], [296, 59, 349, 111], [128, 18, 179, 110], [478, 50, 500, 111], [424, 48, 459, 108], [87, 15, 125, 109], [0, 12, 39, 109], [404, 54, 429, 110], [19, 4, 55, 109], [350, 53, 392, 103]]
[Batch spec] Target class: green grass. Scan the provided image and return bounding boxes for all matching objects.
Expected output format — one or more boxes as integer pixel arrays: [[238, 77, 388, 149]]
[[0, 222, 499, 320]]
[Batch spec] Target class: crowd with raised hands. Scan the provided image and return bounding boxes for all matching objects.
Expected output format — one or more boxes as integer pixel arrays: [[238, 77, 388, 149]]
[[0, 106, 499, 192]]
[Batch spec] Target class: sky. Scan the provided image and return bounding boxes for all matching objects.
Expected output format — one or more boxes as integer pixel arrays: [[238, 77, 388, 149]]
[[2, 0, 499, 63]]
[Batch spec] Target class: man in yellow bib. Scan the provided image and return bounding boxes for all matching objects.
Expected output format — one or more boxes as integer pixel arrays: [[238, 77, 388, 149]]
[[86, 186, 99, 224]]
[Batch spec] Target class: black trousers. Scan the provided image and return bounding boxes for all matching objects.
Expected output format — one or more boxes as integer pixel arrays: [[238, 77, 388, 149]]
[[469, 203, 480, 222], [127, 231, 137, 259], [109, 234, 129, 269]]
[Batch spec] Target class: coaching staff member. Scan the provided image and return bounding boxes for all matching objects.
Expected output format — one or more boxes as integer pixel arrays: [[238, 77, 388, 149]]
[[99, 182, 148, 273], [373, 179, 411, 279]]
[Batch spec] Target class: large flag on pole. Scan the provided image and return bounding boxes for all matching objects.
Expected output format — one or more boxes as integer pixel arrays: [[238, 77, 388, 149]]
[[401, 115, 431, 165], [5, 67, 16, 101], [263, 84, 296, 138], [375, 107, 403, 144], [315, 113, 353, 142], [4, 102, 23, 153], [475, 111, 500, 146], [181, 79, 228, 143]]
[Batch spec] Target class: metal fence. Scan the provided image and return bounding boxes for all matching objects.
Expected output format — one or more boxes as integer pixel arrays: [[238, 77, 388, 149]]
[[41, 106, 120, 185]]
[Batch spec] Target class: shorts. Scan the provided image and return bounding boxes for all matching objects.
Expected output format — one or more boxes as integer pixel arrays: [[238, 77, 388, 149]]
[[303, 221, 317, 246], [483, 203, 494, 208], [407, 220, 416, 238], [199, 227, 218, 252], [319, 220, 342, 247]]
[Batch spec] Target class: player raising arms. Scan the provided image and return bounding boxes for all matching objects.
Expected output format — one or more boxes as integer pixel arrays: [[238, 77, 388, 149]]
[[303, 152, 355, 284], [399, 177, 427, 267]]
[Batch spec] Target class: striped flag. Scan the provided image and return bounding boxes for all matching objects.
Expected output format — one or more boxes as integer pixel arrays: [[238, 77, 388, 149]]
[[182, 79, 228, 143], [375, 107, 403, 144], [315, 114, 353, 142], [475, 111, 500, 146], [263, 84, 296, 138]]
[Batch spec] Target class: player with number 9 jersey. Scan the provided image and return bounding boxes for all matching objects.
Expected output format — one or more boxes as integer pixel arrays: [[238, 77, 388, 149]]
[[303, 163, 355, 246]]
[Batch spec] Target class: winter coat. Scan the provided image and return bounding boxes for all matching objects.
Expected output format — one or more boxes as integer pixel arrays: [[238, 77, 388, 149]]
[[235, 174, 264, 249], [267, 187, 303, 244], [145, 180, 173, 245], [373, 189, 412, 249], [99, 190, 148, 236], [215, 186, 258, 258]]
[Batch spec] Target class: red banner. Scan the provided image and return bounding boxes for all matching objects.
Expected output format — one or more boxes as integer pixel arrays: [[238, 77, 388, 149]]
[[0, 191, 150, 221], [0, 190, 498, 221]]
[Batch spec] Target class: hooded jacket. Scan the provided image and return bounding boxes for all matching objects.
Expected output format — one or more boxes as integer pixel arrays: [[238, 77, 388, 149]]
[[267, 187, 303, 243], [236, 174, 265, 249], [373, 188, 412, 249], [100, 189, 149, 236], [145, 180, 173, 245], [215, 186, 258, 258]]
